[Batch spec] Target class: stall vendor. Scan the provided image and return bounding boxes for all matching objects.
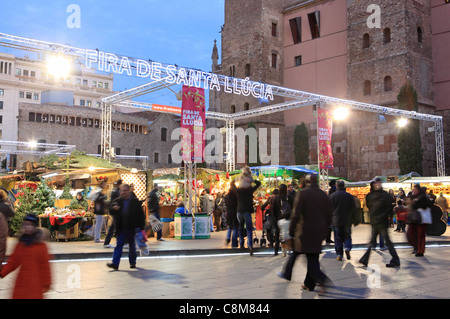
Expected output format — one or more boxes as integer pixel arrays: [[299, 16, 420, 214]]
[[70, 192, 89, 211]]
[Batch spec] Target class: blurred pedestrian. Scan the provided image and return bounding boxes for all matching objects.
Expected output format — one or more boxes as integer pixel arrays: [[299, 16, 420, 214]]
[[394, 200, 408, 233], [435, 192, 448, 224], [202, 189, 215, 232], [428, 189, 437, 205], [0, 214, 51, 299], [287, 184, 296, 207], [407, 184, 432, 257], [388, 189, 396, 227], [225, 181, 238, 248], [278, 174, 332, 295], [147, 184, 164, 241], [359, 178, 400, 268], [107, 184, 146, 270], [366, 181, 385, 250], [236, 167, 261, 255], [325, 180, 337, 244], [89, 180, 107, 243], [0, 189, 14, 269], [330, 180, 356, 261], [104, 179, 122, 248], [214, 192, 225, 231]]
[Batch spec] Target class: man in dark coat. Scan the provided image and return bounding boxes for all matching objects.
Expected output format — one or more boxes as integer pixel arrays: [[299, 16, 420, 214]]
[[279, 174, 332, 295], [104, 179, 122, 248], [224, 181, 238, 248], [330, 180, 356, 261], [359, 178, 400, 268], [107, 184, 146, 270]]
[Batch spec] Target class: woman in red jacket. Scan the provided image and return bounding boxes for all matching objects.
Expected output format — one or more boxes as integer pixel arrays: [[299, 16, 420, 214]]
[[0, 214, 52, 299]]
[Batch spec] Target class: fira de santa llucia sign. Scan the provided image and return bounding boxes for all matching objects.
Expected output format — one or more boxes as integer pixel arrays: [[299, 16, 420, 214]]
[[85, 49, 275, 101]]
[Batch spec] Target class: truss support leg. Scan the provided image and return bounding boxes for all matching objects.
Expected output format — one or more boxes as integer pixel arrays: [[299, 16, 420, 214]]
[[225, 119, 235, 172], [435, 118, 446, 177], [184, 162, 198, 214], [101, 102, 112, 162]]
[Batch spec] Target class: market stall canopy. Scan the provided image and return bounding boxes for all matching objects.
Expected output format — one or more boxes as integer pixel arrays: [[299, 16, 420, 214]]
[[249, 165, 318, 177], [153, 167, 181, 177]]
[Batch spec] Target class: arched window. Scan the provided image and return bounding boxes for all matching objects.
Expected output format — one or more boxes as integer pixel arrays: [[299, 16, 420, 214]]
[[244, 103, 249, 111], [417, 27, 423, 43], [363, 80, 371, 96], [245, 64, 251, 77], [231, 105, 236, 113], [363, 33, 370, 49], [384, 76, 392, 92], [383, 28, 391, 44]]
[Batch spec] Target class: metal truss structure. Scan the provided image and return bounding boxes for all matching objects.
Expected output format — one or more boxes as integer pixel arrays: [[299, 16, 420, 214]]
[[0, 141, 75, 156], [0, 32, 445, 177]]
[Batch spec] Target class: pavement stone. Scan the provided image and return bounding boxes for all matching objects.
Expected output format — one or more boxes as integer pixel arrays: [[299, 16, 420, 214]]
[[4, 224, 450, 261]]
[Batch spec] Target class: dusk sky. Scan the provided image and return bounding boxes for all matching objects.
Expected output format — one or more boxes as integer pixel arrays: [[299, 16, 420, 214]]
[[0, 0, 225, 107]]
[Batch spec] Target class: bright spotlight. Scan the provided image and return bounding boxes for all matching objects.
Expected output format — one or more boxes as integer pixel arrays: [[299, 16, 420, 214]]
[[47, 55, 71, 78], [332, 107, 349, 121], [28, 141, 37, 149], [88, 166, 96, 172], [398, 118, 408, 128]]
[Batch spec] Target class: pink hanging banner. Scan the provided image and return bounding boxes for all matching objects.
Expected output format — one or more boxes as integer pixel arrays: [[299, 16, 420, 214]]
[[318, 108, 334, 170], [181, 86, 206, 163]]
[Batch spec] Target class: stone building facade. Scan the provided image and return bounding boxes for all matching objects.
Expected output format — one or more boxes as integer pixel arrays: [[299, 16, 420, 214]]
[[210, 0, 445, 181], [18, 102, 180, 170], [209, 0, 286, 170]]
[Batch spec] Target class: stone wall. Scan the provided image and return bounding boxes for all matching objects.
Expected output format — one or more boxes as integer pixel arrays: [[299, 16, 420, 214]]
[[17, 103, 180, 170]]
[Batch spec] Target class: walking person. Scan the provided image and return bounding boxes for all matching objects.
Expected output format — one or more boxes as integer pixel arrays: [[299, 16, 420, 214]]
[[236, 167, 261, 255], [147, 184, 164, 241], [225, 181, 239, 248], [214, 192, 225, 231], [107, 184, 146, 270], [0, 189, 14, 269], [89, 180, 108, 243], [407, 184, 432, 257], [278, 174, 332, 295], [325, 180, 336, 244], [104, 179, 122, 248], [359, 178, 400, 268], [329, 180, 356, 261], [0, 214, 52, 299]]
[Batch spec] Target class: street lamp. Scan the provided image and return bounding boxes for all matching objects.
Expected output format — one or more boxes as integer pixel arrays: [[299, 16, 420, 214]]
[[332, 106, 350, 121], [28, 141, 37, 149], [47, 55, 71, 78], [398, 118, 408, 128]]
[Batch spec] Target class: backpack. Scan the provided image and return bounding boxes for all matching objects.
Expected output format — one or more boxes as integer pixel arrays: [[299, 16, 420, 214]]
[[280, 196, 291, 219]]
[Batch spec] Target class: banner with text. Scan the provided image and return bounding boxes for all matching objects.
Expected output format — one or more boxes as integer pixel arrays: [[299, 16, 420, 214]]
[[318, 108, 334, 170], [181, 86, 206, 163]]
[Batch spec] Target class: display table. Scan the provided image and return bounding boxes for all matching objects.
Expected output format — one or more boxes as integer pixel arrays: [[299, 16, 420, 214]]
[[174, 213, 193, 239], [194, 214, 210, 239], [39, 216, 82, 241]]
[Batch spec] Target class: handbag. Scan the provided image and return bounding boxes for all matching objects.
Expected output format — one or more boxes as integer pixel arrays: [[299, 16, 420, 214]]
[[417, 207, 432, 225], [149, 215, 163, 232], [407, 209, 422, 224]]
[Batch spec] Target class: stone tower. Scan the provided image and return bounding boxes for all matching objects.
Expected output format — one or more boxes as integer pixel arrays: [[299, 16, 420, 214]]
[[209, 0, 286, 170], [345, 0, 436, 180]]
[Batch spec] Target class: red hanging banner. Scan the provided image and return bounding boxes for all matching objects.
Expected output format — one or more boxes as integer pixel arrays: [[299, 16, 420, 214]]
[[181, 86, 206, 163], [318, 108, 334, 169]]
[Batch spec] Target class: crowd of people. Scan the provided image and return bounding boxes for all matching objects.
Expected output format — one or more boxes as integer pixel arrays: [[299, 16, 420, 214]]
[[0, 167, 448, 298]]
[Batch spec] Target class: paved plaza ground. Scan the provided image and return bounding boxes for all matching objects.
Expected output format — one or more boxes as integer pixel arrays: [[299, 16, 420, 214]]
[[1, 224, 450, 304]]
